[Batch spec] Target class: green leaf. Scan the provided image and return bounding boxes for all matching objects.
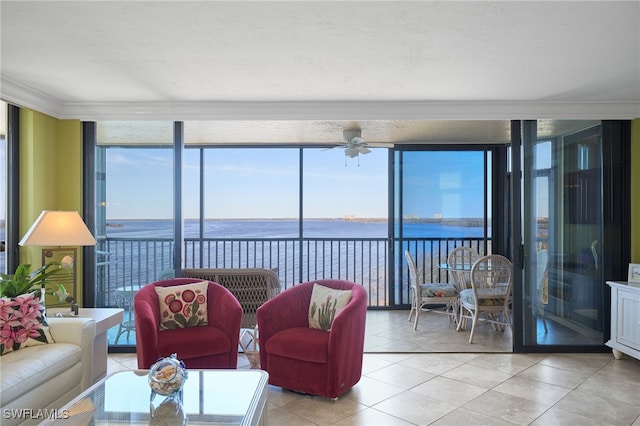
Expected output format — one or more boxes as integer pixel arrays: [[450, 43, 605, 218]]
[[162, 320, 179, 329], [174, 313, 188, 327], [187, 315, 199, 327], [191, 301, 200, 315]]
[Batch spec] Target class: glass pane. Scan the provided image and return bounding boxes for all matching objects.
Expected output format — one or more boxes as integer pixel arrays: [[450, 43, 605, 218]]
[[182, 148, 299, 279], [202, 148, 299, 224], [524, 121, 603, 346], [302, 147, 387, 237], [302, 147, 388, 304], [95, 122, 175, 348], [399, 150, 490, 305]]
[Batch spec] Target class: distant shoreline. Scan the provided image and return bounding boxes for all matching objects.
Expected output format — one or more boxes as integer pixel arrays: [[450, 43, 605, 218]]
[[106, 217, 487, 227]]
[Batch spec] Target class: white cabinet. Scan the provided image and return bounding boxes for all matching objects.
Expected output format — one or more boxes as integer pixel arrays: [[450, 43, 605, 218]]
[[606, 281, 640, 360]]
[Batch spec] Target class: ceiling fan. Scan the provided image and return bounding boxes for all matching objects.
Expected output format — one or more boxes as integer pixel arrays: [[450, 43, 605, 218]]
[[327, 129, 393, 165], [342, 129, 371, 158]]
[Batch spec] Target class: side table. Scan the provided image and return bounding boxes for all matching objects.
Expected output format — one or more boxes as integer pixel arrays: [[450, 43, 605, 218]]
[[48, 307, 124, 383]]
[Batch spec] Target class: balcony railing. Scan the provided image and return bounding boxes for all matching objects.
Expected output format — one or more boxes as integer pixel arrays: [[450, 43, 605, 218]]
[[96, 236, 488, 311]]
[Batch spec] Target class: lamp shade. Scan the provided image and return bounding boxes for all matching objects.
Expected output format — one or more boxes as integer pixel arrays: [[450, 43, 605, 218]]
[[19, 210, 96, 247]]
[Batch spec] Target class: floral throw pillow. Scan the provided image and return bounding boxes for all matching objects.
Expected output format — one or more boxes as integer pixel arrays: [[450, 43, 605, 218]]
[[0, 291, 55, 356], [155, 281, 208, 331], [308, 284, 353, 331]]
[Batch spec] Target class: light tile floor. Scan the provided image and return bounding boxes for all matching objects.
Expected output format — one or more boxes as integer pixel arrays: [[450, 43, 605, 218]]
[[108, 311, 640, 425]]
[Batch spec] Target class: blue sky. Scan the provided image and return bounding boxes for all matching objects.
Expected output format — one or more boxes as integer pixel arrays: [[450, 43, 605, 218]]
[[105, 147, 495, 220]]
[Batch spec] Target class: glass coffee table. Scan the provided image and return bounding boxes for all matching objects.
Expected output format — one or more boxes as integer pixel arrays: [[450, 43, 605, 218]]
[[41, 369, 268, 425]]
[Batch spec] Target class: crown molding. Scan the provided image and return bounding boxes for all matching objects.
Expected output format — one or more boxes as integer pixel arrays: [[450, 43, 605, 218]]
[[59, 100, 640, 121], [2, 78, 639, 121], [1, 77, 66, 119]]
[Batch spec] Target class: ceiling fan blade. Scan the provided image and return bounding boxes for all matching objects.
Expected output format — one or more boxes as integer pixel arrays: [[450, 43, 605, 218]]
[[351, 136, 366, 145], [358, 146, 371, 155]]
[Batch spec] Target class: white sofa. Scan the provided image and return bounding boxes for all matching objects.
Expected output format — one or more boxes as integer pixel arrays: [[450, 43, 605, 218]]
[[0, 317, 95, 426]]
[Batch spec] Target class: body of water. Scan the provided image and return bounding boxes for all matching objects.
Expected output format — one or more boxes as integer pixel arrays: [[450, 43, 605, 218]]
[[104, 218, 487, 239]]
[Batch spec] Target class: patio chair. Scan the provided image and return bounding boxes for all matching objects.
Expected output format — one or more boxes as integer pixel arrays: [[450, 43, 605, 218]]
[[181, 268, 281, 330], [405, 251, 458, 330], [457, 254, 513, 343], [446, 246, 479, 292]]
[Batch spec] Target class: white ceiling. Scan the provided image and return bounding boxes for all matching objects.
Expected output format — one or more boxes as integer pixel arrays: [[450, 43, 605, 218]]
[[1, 1, 639, 144]]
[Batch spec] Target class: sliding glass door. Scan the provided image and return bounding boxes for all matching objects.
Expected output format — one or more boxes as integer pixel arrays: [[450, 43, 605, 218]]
[[516, 120, 630, 351]]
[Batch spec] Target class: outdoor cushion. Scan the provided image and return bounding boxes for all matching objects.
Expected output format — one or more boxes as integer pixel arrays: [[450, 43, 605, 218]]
[[419, 283, 457, 298], [459, 288, 505, 306]]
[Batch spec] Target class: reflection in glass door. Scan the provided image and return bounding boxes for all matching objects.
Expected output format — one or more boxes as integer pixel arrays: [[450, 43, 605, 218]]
[[522, 121, 604, 347]]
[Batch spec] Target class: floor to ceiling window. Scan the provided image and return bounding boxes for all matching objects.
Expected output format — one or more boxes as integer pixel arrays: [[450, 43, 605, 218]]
[[95, 121, 174, 347]]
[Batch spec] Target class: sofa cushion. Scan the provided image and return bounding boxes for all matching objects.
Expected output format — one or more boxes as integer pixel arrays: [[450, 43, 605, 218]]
[[0, 292, 55, 356], [308, 283, 352, 331], [155, 281, 208, 330], [265, 327, 329, 364], [0, 342, 81, 406]]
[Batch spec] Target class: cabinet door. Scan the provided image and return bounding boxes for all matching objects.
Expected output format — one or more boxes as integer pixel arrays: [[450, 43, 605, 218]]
[[617, 288, 640, 349]]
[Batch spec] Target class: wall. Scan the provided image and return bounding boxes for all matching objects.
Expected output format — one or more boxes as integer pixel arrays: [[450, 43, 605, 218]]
[[19, 108, 86, 303]]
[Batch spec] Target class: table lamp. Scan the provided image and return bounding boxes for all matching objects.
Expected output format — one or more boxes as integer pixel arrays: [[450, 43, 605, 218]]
[[19, 210, 97, 313]]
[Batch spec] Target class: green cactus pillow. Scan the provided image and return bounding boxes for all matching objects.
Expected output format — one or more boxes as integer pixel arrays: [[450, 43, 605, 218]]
[[308, 284, 352, 331], [155, 281, 208, 331]]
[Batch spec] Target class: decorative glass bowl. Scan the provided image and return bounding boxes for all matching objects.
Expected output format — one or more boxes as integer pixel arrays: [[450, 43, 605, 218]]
[[148, 354, 187, 396]]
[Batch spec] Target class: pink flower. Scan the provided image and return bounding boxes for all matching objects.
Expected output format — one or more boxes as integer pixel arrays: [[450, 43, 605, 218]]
[[0, 325, 17, 349], [12, 327, 29, 344], [20, 320, 43, 340]]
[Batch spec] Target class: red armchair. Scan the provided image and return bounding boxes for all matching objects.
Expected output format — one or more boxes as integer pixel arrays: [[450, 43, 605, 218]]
[[257, 279, 367, 399], [134, 278, 242, 369]]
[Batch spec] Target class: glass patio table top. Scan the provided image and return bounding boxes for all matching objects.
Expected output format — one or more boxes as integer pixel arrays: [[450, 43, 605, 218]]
[[439, 262, 473, 271], [41, 369, 268, 426], [439, 263, 473, 292]]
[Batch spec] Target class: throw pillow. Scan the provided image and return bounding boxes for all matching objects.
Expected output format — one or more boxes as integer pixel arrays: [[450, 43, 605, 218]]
[[308, 283, 352, 331], [155, 281, 208, 331], [0, 291, 55, 356]]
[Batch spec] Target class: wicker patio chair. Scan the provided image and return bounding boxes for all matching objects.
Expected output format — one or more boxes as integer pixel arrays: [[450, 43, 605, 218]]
[[457, 254, 513, 343], [405, 251, 458, 330], [181, 268, 281, 329], [446, 246, 479, 292]]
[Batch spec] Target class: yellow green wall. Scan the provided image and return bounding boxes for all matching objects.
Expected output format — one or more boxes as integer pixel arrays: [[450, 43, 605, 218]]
[[632, 118, 640, 263], [19, 108, 85, 303]]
